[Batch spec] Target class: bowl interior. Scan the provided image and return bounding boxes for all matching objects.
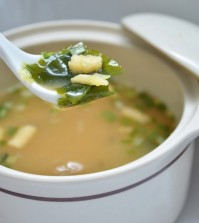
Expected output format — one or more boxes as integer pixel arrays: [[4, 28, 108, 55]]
[[1, 22, 199, 180]]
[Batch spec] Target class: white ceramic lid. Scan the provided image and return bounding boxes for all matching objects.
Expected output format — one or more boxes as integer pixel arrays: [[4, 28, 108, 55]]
[[122, 13, 199, 79]]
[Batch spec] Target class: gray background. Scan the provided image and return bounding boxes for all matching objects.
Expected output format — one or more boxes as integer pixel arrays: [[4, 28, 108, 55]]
[[0, 0, 199, 222], [1, 0, 199, 32]]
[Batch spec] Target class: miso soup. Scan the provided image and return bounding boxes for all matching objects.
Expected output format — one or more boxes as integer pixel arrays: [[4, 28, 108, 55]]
[[0, 84, 175, 176]]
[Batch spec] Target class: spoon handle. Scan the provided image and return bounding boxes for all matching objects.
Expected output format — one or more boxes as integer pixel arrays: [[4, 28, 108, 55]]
[[0, 33, 23, 72], [0, 33, 39, 73], [122, 13, 199, 79], [0, 33, 58, 105]]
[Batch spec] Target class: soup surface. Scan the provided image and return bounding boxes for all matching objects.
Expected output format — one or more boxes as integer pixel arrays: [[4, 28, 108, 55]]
[[0, 84, 175, 175]]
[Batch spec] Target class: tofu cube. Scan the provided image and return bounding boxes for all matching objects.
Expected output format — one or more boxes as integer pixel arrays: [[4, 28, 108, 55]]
[[71, 73, 110, 86], [68, 55, 102, 74]]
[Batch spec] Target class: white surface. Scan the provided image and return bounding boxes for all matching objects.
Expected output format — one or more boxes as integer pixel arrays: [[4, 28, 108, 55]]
[[0, 1, 199, 222], [176, 137, 199, 223]]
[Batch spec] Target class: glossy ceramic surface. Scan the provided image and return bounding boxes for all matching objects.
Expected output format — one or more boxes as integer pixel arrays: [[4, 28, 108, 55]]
[[122, 13, 199, 78]]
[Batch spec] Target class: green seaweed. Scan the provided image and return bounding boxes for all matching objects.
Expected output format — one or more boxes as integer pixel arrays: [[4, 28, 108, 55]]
[[24, 42, 123, 107]]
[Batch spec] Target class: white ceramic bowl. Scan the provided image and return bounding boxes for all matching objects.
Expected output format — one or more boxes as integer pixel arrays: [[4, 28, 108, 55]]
[[0, 20, 199, 223]]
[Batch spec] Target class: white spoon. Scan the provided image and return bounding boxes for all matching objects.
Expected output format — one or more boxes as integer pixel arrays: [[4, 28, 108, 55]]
[[122, 13, 199, 79], [0, 33, 59, 105]]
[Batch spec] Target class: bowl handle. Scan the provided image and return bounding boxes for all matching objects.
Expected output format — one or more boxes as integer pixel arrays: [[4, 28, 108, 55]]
[[176, 102, 199, 148]]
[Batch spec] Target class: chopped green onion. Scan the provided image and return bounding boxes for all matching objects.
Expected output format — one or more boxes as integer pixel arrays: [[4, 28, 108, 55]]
[[0, 140, 7, 147], [101, 110, 117, 123], [0, 153, 18, 167], [0, 104, 9, 119], [7, 127, 18, 137]]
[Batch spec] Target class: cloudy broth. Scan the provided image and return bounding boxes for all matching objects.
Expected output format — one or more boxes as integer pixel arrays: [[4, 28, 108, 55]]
[[0, 84, 175, 176]]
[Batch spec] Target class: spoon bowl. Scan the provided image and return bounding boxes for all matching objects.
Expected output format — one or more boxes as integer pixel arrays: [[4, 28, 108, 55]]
[[0, 33, 59, 104]]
